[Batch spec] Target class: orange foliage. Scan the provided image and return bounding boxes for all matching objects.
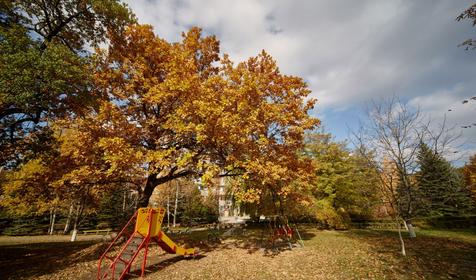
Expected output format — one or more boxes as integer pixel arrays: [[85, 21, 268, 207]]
[[463, 155, 476, 201], [53, 24, 318, 206]]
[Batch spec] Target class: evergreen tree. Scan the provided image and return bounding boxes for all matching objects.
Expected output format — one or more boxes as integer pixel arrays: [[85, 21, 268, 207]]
[[97, 186, 136, 229], [417, 143, 473, 216]]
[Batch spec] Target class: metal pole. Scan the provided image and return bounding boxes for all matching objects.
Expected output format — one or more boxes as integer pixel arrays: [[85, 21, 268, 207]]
[[294, 224, 304, 248]]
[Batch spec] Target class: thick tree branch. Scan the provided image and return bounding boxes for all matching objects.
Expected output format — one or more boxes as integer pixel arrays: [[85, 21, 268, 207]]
[[39, 9, 84, 51]]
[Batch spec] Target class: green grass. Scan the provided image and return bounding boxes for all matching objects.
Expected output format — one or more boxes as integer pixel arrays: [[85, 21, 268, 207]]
[[417, 228, 476, 243], [342, 228, 476, 279]]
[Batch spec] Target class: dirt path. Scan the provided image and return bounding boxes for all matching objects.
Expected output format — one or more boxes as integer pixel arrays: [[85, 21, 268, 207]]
[[0, 234, 104, 245]]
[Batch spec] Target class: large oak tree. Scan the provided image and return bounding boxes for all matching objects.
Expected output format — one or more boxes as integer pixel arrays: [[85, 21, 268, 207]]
[[58, 24, 319, 206]]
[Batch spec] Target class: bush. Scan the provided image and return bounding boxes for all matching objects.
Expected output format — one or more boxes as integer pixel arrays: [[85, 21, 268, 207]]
[[0, 214, 49, 235]]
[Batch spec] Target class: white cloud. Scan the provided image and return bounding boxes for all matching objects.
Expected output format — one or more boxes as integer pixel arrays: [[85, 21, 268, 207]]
[[124, 0, 476, 162], [409, 83, 476, 164]]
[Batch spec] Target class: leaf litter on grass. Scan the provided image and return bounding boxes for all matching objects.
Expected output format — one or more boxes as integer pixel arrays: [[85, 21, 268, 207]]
[[2, 228, 475, 280]]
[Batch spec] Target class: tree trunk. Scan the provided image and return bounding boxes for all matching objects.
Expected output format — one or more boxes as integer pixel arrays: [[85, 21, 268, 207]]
[[70, 202, 82, 242], [138, 174, 159, 207], [173, 183, 179, 227], [64, 202, 74, 234], [48, 207, 56, 235], [123, 189, 127, 212], [167, 195, 170, 228], [407, 223, 416, 238], [71, 228, 78, 242], [403, 219, 416, 237], [397, 219, 406, 256], [403, 219, 409, 231], [48, 209, 53, 235]]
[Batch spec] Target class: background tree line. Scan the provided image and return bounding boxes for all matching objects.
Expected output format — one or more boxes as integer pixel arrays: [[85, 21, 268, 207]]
[[0, 1, 475, 240]]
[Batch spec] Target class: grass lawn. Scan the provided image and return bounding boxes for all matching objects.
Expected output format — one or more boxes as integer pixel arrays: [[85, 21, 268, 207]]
[[0, 227, 475, 279]]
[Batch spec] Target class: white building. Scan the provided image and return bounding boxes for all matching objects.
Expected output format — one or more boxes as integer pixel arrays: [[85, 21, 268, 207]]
[[198, 177, 249, 224]]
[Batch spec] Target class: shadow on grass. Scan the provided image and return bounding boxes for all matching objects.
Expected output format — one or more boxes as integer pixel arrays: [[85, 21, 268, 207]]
[[0, 225, 316, 279], [344, 229, 476, 279], [124, 254, 206, 279], [169, 224, 316, 258], [0, 239, 108, 279]]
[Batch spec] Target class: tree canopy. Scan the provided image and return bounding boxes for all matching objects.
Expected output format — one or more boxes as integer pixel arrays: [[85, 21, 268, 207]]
[[0, 0, 135, 167], [15, 23, 318, 208], [303, 133, 379, 228]]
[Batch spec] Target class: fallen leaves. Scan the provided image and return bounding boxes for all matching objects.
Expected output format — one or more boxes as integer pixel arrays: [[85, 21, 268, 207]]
[[1, 228, 475, 280]]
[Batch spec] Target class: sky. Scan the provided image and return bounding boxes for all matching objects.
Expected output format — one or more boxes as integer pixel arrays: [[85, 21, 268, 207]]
[[124, 0, 476, 164]]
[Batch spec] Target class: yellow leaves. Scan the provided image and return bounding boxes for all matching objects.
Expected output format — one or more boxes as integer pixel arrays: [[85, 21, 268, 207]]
[[146, 149, 174, 171], [299, 198, 312, 207], [234, 187, 262, 204], [201, 171, 215, 185], [278, 185, 292, 197], [146, 148, 198, 176], [41, 23, 322, 207], [57, 166, 94, 185], [98, 137, 143, 176], [2, 159, 43, 197], [0, 159, 57, 215], [244, 159, 289, 184], [176, 151, 196, 167], [200, 164, 220, 186], [257, 135, 269, 146]]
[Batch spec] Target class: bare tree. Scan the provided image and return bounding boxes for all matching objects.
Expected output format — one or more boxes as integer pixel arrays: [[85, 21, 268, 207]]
[[365, 97, 422, 217], [352, 125, 414, 256], [421, 115, 463, 159], [351, 96, 461, 256]]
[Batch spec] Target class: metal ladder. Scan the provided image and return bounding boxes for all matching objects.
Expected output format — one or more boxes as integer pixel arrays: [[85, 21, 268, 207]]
[[98, 211, 142, 280]]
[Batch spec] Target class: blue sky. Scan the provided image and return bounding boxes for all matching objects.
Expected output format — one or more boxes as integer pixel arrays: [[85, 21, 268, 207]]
[[124, 0, 476, 163]]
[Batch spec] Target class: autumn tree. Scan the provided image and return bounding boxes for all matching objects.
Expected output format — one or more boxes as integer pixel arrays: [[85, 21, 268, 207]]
[[0, 121, 142, 238], [462, 155, 476, 204], [57, 24, 318, 208], [237, 132, 380, 227], [0, 159, 58, 216], [302, 133, 379, 228], [352, 97, 463, 255], [352, 97, 426, 256], [2, 20, 316, 226], [0, 0, 135, 167]]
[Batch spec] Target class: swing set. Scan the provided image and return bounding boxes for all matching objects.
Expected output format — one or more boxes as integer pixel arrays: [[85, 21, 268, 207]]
[[263, 215, 304, 250]]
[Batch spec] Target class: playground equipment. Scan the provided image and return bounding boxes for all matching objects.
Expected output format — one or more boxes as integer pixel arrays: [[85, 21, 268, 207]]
[[97, 207, 196, 280], [262, 215, 304, 250], [207, 223, 221, 242]]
